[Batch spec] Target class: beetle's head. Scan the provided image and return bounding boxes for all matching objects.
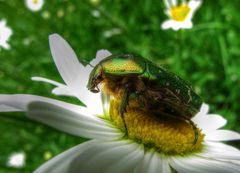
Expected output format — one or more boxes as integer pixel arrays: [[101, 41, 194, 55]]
[[87, 64, 104, 93]]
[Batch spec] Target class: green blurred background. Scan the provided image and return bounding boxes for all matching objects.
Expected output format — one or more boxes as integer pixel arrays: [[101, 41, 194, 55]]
[[0, 0, 239, 172]]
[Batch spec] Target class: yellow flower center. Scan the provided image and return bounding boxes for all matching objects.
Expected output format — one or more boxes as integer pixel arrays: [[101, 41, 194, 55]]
[[170, 4, 190, 21], [33, 0, 39, 4], [109, 99, 204, 155]]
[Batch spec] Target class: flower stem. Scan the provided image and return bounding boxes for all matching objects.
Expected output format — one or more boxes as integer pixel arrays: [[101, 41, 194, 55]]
[[174, 29, 184, 74], [218, 35, 229, 80]]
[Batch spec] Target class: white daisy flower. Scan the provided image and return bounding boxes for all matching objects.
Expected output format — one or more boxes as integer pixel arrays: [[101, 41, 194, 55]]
[[0, 19, 12, 50], [161, 0, 202, 30], [25, 0, 44, 12], [7, 152, 26, 168], [1, 34, 240, 173]]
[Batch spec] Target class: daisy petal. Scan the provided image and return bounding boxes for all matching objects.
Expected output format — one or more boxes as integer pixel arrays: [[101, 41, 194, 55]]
[[198, 142, 240, 160], [31, 77, 64, 87], [51, 87, 73, 96], [199, 103, 209, 115], [90, 49, 112, 66], [49, 34, 84, 88], [134, 151, 171, 173], [0, 104, 21, 112], [33, 140, 98, 173], [161, 20, 192, 30], [170, 155, 240, 173], [33, 75, 102, 115], [205, 130, 240, 141], [48, 34, 104, 114], [186, 0, 202, 20], [0, 42, 10, 49], [0, 94, 84, 113], [163, 0, 177, 8], [161, 155, 171, 173], [69, 140, 144, 173], [192, 114, 227, 132], [32, 77, 72, 96], [27, 101, 122, 139], [231, 160, 240, 166], [49, 34, 91, 102]]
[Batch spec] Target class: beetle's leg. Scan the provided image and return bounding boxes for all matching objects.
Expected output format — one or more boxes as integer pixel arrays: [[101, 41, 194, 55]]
[[189, 119, 198, 145], [119, 85, 130, 134], [120, 86, 130, 115], [182, 116, 198, 145]]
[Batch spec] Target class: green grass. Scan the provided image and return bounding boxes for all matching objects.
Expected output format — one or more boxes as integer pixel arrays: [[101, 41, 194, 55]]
[[0, 0, 239, 172]]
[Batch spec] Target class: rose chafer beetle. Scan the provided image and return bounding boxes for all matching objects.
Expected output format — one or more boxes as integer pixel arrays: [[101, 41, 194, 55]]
[[87, 53, 203, 144]]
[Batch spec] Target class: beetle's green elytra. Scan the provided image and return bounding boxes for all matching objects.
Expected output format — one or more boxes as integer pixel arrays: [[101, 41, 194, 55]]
[[87, 53, 203, 144]]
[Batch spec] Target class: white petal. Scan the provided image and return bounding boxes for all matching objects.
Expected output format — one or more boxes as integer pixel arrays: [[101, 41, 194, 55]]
[[25, 0, 44, 12], [0, 19, 12, 50], [0, 94, 111, 132], [163, 0, 171, 9], [46, 34, 104, 114], [187, 0, 202, 19], [192, 114, 227, 133], [161, 19, 192, 31], [169, 155, 240, 173], [163, 0, 177, 8], [205, 130, 240, 141], [49, 34, 84, 88], [69, 140, 144, 173], [49, 34, 99, 107], [32, 77, 72, 96], [31, 77, 64, 87], [27, 101, 122, 139], [171, 0, 177, 6], [231, 160, 240, 166], [199, 103, 209, 115], [33, 75, 104, 115], [90, 49, 112, 66], [160, 155, 171, 173], [161, 20, 178, 30], [188, 0, 202, 9], [0, 41, 10, 49], [134, 151, 171, 173], [0, 94, 85, 113], [34, 140, 98, 173], [51, 87, 73, 96], [197, 142, 240, 160], [0, 104, 21, 112]]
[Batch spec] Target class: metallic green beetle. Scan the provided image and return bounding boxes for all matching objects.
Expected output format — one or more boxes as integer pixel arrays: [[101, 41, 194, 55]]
[[87, 53, 202, 144]]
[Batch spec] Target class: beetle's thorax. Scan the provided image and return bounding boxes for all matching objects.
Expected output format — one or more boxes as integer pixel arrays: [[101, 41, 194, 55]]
[[102, 75, 146, 99]]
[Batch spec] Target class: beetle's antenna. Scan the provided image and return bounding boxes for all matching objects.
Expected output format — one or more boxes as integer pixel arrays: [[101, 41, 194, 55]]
[[88, 63, 94, 68], [81, 59, 94, 67]]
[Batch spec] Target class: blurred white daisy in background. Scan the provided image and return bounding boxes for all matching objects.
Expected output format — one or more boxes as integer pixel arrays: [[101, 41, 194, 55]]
[[161, 0, 202, 30], [103, 28, 122, 38], [25, 0, 44, 12], [7, 152, 26, 168], [0, 19, 12, 50], [1, 34, 240, 173], [91, 10, 101, 18]]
